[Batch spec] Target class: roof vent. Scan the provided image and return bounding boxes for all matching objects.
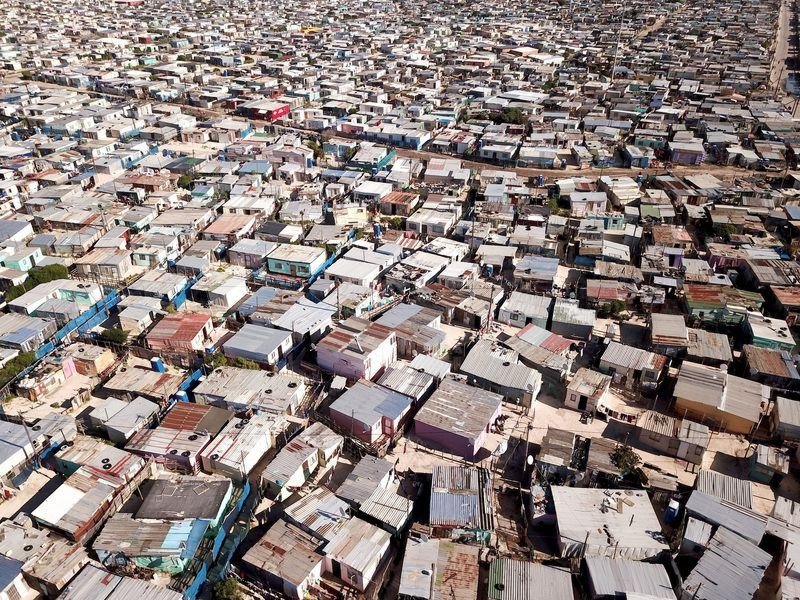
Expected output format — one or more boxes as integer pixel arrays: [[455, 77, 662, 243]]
[[169, 449, 178, 455], [188, 434, 198, 441], [210, 453, 220, 460], [181, 451, 191, 457]]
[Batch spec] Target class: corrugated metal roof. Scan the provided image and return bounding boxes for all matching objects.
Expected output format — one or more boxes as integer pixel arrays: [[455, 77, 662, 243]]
[[696, 469, 753, 509], [432, 541, 480, 600], [222, 324, 292, 363], [684, 516, 713, 546], [336, 455, 394, 506], [57, 563, 184, 600], [378, 363, 435, 401], [398, 537, 438, 600], [104, 368, 183, 402], [687, 328, 732, 363], [551, 487, 668, 560], [776, 396, 800, 429], [650, 313, 688, 346], [601, 341, 666, 372], [743, 345, 800, 380], [415, 376, 503, 440], [488, 558, 574, 600], [684, 491, 766, 544], [675, 362, 769, 424], [240, 519, 323, 587], [330, 379, 413, 432], [682, 527, 770, 600], [322, 517, 390, 574], [93, 515, 208, 559], [359, 487, 413, 531], [585, 557, 674, 599], [460, 339, 542, 392], [430, 466, 493, 530], [284, 487, 350, 541], [409, 354, 451, 380], [262, 439, 317, 487], [160, 402, 232, 436], [551, 298, 595, 327], [147, 312, 211, 345]]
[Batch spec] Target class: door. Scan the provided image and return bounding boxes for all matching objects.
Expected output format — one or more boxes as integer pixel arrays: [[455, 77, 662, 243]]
[[578, 395, 588, 411], [677, 441, 690, 461]]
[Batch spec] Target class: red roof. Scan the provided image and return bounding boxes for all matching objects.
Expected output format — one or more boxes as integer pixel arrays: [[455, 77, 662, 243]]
[[148, 313, 212, 344]]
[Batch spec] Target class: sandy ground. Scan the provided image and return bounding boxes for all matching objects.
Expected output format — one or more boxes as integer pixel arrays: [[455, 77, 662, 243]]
[[0, 467, 57, 520]]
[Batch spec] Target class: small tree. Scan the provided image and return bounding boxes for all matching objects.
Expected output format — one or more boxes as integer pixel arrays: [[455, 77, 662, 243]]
[[598, 300, 627, 318], [99, 328, 128, 344], [204, 352, 227, 370], [231, 357, 260, 370], [213, 578, 242, 600], [610, 444, 642, 474], [177, 174, 194, 189], [0, 351, 35, 388]]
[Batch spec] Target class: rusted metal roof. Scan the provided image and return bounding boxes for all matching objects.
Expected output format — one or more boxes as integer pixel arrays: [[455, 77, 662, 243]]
[[147, 312, 212, 344], [159, 402, 232, 436]]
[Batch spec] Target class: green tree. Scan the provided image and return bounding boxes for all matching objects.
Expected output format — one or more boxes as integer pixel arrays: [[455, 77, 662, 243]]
[[597, 300, 627, 318], [489, 107, 527, 125], [4, 264, 70, 302], [0, 351, 35, 389], [610, 444, 642, 474], [231, 357, 260, 370], [177, 174, 195, 189], [99, 328, 128, 344], [713, 223, 738, 241], [204, 352, 227, 370], [213, 578, 242, 600]]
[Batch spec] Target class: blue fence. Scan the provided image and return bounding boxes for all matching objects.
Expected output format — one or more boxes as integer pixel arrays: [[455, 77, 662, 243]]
[[183, 480, 251, 599], [173, 271, 204, 309], [182, 563, 207, 600], [35, 290, 121, 360], [179, 369, 204, 392]]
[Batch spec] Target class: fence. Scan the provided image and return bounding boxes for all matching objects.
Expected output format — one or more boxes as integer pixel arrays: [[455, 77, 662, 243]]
[[181, 479, 251, 600], [35, 290, 121, 360], [172, 271, 204, 309]]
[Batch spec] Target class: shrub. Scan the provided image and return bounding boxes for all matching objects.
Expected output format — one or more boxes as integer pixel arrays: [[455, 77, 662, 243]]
[[213, 579, 242, 600], [99, 328, 128, 344], [610, 444, 642, 474], [0, 351, 35, 389], [4, 264, 70, 302], [231, 357, 260, 370]]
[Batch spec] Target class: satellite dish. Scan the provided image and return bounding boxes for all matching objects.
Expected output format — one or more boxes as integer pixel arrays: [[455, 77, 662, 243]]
[[526, 456, 534, 466]]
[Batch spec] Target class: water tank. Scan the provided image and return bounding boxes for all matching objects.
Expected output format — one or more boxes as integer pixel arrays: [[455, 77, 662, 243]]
[[173, 390, 189, 403], [373, 222, 382, 238], [150, 357, 166, 373]]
